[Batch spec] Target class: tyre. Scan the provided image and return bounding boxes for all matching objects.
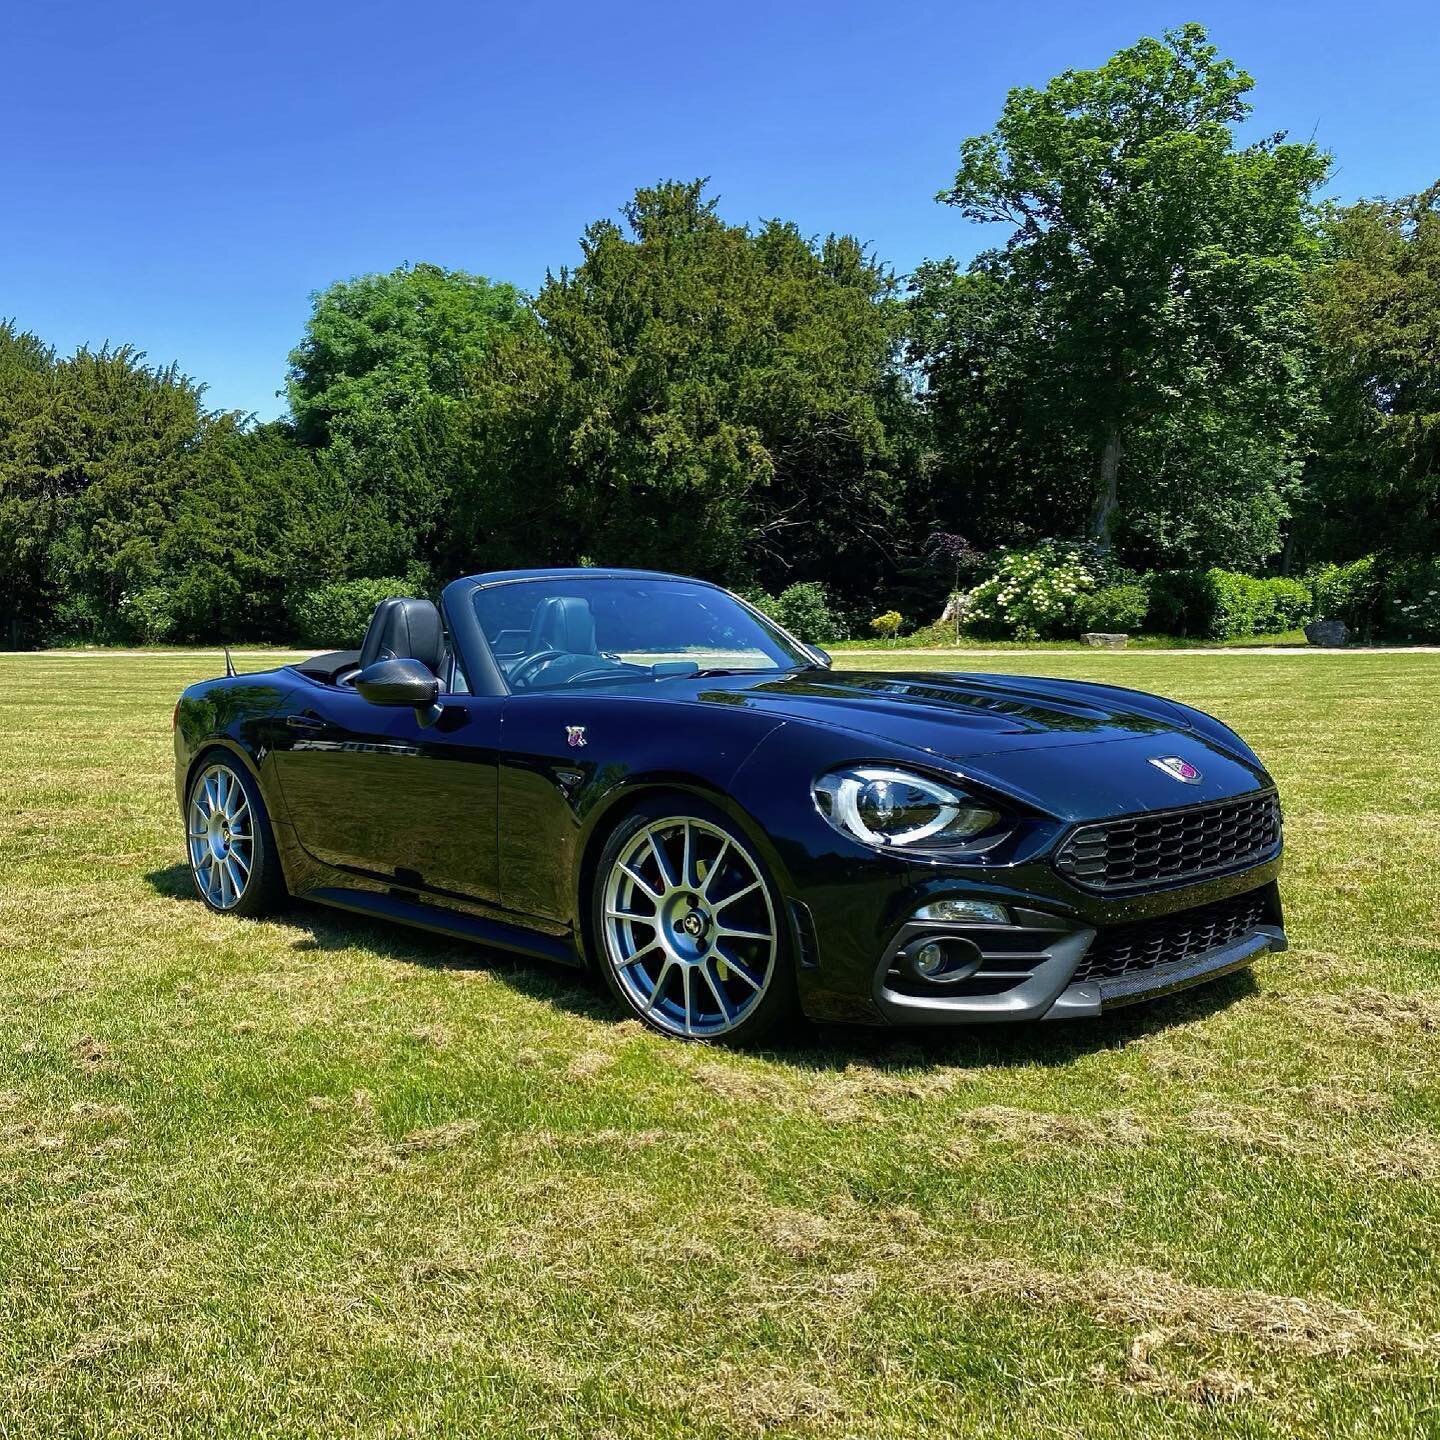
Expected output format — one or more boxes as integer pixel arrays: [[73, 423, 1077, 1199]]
[[591, 797, 797, 1045], [184, 754, 286, 917]]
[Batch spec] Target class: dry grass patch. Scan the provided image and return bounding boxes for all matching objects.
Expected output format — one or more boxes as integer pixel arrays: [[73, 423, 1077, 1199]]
[[390, 1117, 485, 1155], [1102, 1331, 1259, 1406], [932, 1258, 1437, 1360], [682, 1362, 841, 1437], [1274, 987, 1440, 1037], [566, 1048, 618, 1082]]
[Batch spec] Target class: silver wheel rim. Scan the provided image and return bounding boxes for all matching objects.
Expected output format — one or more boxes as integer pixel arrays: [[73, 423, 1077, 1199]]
[[187, 763, 254, 910], [602, 816, 778, 1038]]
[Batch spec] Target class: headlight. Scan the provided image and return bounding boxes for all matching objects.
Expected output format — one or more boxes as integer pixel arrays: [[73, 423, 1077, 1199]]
[[812, 766, 1001, 849]]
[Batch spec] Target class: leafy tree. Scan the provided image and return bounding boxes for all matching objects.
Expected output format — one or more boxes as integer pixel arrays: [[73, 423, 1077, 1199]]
[[0, 332, 225, 643], [284, 263, 534, 587], [0, 323, 59, 643], [159, 419, 437, 642], [1300, 183, 1440, 560], [914, 23, 1328, 557], [285, 262, 532, 452], [448, 182, 916, 600]]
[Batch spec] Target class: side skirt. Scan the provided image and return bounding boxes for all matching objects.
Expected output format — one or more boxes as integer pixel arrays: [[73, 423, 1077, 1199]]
[[301, 885, 583, 969]]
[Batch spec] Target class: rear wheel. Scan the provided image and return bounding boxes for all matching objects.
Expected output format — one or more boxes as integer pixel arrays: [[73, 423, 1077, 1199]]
[[592, 800, 797, 1044], [185, 757, 285, 917]]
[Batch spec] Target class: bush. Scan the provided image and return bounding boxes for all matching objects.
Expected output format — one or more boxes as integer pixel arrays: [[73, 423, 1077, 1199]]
[[1075, 584, 1148, 634], [1311, 556, 1381, 636], [963, 541, 1102, 640], [119, 587, 177, 645], [1386, 556, 1440, 640], [1259, 577, 1312, 631], [1145, 569, 1311, 640], [869, 610, 904, 639], [1203, 569, 1258, 640], [1143, 569, 1212, 636], [290, 576, 416, 648], [755, 582, 839, 643]]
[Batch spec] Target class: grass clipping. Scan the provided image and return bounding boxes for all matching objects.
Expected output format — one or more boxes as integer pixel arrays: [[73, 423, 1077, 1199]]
[[933, 1258, 1437, 1361]]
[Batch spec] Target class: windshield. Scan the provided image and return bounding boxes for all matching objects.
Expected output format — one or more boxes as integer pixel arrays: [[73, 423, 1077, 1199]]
[[472, 577, 813, 692]]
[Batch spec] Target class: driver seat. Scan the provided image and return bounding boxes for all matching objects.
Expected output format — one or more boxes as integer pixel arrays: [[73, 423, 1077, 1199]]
[[359, 597, 445, 677], [526, 595, 597, 656]]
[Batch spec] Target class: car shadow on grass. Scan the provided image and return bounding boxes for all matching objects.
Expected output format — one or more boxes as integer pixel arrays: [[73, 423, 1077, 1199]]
[[145, 863, 1258, 1066], [145, 863, 616, 1022]]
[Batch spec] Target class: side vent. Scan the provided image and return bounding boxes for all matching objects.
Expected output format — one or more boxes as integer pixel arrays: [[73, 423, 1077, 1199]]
[[789, 899, 821, 969]]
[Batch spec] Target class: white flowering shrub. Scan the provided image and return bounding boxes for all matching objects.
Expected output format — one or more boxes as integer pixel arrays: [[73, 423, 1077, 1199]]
[[963, 541, 1106, 641], [1391, 557, 1440, 639]]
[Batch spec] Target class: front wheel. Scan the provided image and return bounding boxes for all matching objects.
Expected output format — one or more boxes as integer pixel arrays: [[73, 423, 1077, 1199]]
[[185, 756, 285, 917], [592, 800, 797, 1044]]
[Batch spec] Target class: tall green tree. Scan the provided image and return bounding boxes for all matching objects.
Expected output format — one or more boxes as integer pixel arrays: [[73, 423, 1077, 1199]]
[[449, 181, 916, 598], [285, 262, 532, 452], [0, 323, 60, 643], [1301, 183, 1440, 560], [913, 23, 1328, 558], [0, 332, 225, 642], [159, 422, 424, 641], [285, 263, 534, 582]]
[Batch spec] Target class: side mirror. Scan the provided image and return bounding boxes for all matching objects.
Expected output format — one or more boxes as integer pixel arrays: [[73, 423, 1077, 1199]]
[[809, 645, 832, 668], [355, 657, 441, 725]]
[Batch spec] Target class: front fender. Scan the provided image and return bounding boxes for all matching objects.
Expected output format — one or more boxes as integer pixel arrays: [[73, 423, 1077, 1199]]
[[173, 673, 297, 819], [496, 692, 786, 924]]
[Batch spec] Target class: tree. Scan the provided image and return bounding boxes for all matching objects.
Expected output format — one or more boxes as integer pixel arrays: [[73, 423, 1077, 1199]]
[[161, 422, 419, 641], [916, 23, 1328, 556], [285, 262, 533, 452], [1300, 184, 1440, 561], [0, 334, 225, 643], [0, 323, 59, 643], [448, 181, 917, 600]]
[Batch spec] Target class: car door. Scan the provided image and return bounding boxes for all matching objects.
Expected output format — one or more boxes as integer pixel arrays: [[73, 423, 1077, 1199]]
[[270, 680, 502, 905]]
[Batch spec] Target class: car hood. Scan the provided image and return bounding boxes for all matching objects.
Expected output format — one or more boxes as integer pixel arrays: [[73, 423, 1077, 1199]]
[[696, 669, 1184, 755], [688, 668, 1272, 818]]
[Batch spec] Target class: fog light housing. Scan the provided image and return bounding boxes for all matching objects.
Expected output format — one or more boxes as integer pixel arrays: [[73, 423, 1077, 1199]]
[[914, 942, 946, 977], [913, 899, 1010, 925], [902, 935, 984, 984]]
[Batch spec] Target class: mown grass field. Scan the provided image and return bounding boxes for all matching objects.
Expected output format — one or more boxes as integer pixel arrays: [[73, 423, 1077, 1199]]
[[1, 650, 1437, 1438]]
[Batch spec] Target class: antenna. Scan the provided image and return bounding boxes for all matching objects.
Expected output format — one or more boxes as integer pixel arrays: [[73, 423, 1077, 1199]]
[[224, 646, 236, 678]]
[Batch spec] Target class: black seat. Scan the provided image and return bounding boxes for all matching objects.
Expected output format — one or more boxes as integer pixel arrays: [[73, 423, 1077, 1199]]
[[359, 596, 444, 674], [526, 595, 597, 655]]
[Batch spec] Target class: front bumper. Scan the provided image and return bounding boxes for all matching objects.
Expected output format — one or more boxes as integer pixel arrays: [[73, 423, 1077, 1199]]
[[871, 886, 1285, 1025], [789, 856, 1286, 1027]]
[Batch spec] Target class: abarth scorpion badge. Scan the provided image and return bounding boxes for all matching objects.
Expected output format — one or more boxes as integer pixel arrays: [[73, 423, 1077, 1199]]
[[566, 726, 587, 749], [1149, 755, 1202, 783]]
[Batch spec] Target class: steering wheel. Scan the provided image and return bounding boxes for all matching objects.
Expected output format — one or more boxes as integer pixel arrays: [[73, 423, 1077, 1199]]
[[508, 647, 562, 689]]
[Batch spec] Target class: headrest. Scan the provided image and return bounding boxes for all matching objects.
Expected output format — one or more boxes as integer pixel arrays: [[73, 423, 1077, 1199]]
[[527, 595, 597, 655], [358, 596, 444, 674]]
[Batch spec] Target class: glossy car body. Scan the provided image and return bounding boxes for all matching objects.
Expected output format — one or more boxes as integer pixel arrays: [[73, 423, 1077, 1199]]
[[174, 568, 1286, 1028]]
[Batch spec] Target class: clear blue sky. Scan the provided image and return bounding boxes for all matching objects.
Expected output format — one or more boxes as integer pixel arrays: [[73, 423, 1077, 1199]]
[[7, 1, 1437, 420]]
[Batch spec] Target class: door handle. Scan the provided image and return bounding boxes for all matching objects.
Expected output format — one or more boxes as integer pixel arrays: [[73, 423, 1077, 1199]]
[[286, 714, 326, 731]]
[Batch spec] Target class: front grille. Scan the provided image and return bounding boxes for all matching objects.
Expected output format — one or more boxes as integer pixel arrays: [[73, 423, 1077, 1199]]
[[1075, 890, 1270, 984], [1055, 791, 1280, 894]]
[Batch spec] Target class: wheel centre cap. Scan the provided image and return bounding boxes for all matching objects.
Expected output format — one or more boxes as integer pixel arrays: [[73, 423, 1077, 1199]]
[[680, 909, 709, 939]]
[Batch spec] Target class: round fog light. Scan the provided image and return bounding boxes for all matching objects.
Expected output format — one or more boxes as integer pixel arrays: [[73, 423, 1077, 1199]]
[[914, 942, 946, 977]]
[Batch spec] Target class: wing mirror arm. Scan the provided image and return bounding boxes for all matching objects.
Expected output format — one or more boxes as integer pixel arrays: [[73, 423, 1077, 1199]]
[[355, 657, 443, 726], [808, 645, 832, 668]]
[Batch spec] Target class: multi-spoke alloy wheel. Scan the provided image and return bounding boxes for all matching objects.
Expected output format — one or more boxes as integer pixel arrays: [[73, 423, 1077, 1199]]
[[188, 763, 255, 910], [599, 813, 784, 1040]]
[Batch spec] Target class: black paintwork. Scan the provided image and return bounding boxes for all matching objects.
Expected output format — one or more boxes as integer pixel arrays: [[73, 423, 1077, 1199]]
[[173, 568, 1285, 1025]]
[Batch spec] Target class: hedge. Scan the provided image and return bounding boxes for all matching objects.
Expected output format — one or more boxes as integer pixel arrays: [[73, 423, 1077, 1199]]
[[290, 577, 417, 648], [1074, 583, 1149, 634], [1145, 569, 1313, 640]]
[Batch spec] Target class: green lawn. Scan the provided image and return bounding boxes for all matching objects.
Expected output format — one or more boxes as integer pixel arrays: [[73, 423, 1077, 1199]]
[[1, 650, 1437, 1437]]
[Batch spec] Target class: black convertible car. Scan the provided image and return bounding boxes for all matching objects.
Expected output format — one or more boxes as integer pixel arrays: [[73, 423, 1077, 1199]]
[[174, 569, 1285, 1043]]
